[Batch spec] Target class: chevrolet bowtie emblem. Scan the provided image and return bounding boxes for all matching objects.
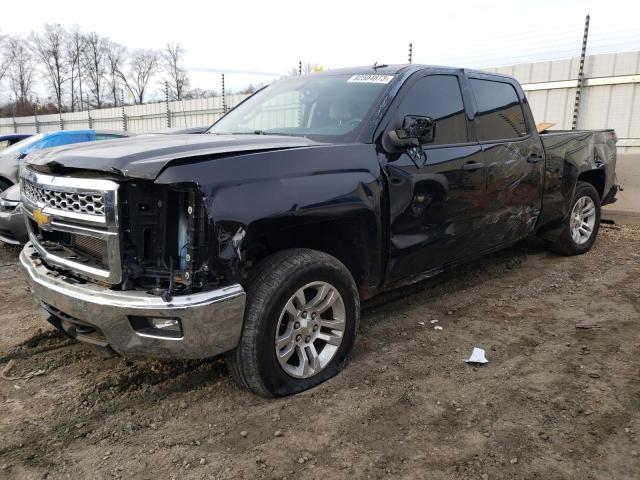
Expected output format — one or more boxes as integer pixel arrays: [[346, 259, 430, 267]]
[[33, 208, 50, 227]]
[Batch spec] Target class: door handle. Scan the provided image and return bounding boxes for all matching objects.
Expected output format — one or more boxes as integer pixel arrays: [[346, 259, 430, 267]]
[[527, 154, 543, 164], [462, 161, 484, 171]]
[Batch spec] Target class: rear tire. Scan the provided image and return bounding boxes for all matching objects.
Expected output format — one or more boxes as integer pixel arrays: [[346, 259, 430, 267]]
[[226, 249, 360, 397], [548, 181, 601, 255]]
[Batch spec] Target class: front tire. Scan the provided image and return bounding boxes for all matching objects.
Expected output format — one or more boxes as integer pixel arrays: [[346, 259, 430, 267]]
[[226, 249, 360, 397], [548, 181, 601, 255], [0, 179, 11, 193]]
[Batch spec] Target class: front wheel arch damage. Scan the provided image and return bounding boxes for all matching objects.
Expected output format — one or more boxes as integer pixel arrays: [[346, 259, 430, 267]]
[[240, 217, 375, 300]]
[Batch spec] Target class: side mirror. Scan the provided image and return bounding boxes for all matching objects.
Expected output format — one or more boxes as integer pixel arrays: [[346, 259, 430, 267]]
[[388, 115, 436, 148]]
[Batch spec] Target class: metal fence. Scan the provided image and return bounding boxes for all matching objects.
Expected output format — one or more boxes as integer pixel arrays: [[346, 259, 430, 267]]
[[0, 94, 250, 135], [2, 50, 639, 148]]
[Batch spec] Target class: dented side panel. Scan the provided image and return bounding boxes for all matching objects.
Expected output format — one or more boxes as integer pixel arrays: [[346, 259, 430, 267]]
[[383, 144, 487, 286], [155, 144, 385, 294], [479, 136, 545, 247], [537, 130, 618, 230]]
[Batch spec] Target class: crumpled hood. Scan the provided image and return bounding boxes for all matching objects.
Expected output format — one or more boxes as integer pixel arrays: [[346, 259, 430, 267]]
[[25, 134, 322, 180]]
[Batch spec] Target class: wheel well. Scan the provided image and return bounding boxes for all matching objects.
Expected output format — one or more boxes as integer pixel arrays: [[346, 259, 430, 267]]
[[0, 176, 14, 188], [245, 218, 372, 298], [577, 170, 605, 199]]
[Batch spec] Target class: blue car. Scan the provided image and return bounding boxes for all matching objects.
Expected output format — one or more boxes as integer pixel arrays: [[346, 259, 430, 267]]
[[0, 129, 132, 192], [0, 129, 132, 245]]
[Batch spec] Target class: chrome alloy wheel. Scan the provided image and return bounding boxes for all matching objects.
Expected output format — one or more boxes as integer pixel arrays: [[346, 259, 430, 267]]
[[275, 281, 346, 379], [570, 196, 596, 245]]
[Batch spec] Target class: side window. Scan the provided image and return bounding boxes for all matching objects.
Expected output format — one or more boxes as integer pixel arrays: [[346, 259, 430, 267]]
[[397, 75, 468, 145], [469, 79, 527, 140]]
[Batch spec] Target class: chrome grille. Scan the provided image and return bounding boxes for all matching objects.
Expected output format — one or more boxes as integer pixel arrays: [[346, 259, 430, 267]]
[[22, 179, 105, 216], [21, 169, 122, 284]]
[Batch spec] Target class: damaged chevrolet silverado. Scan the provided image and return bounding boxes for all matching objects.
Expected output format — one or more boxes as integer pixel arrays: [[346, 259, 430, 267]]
[[19, 65, 618, 396]]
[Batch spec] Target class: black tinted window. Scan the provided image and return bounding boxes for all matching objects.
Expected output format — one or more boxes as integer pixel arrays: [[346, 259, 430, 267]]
[[470, 79, 527, 140], [397, 75, 468, 145]]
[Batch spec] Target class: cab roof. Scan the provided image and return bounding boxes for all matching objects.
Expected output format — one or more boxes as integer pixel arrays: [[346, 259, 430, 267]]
[[308, 64, 516, 82]]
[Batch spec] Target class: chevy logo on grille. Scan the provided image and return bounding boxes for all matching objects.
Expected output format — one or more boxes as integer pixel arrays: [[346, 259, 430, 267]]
[[33, 208, 51, 228]]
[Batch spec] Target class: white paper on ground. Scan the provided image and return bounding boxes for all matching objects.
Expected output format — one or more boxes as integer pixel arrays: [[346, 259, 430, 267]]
[[465, 347, 488, 364]]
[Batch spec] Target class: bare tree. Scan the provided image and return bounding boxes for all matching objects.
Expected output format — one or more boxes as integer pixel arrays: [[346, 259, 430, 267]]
[[31, 23, 69, 112], [239, 83, 264, 95], [104, 40, 126, 106], [0, 33, 14, 84], [118, 49, 159, 104], [82, 32, 107, 107], [162, 42, 190, 101], [66, 27, 85, 111], [6, 37, 35, 104], [183, 88, 217, 99]]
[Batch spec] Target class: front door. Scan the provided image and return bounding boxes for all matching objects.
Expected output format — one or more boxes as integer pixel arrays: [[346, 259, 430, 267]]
[[383, 73, 487, 286]]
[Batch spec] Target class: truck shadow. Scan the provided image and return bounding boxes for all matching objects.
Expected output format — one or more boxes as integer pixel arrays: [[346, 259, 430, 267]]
[[362, 237, 549, 314]]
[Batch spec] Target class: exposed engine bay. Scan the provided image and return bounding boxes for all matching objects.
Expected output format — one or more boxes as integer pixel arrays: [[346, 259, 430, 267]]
[[118, 181, 212, 297]]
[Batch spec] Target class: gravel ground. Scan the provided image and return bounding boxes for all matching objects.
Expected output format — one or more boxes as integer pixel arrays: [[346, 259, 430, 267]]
[[0, 224, 639, 480]]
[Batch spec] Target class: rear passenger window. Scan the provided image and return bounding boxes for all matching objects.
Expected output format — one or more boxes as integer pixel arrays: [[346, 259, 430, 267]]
[[397, 75, 468, 145], [470, 79, 527, 140]]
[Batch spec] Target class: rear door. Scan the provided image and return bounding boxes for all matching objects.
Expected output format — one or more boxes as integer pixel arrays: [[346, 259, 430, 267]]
[[383, 73, 487, 286], [468, 76, 544, 247]]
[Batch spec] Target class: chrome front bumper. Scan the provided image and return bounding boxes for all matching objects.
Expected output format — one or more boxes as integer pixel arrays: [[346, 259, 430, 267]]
[[20, 243, 246, 359]]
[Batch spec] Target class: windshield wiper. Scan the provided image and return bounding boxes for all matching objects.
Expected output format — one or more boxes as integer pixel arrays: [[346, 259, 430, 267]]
[[227, 130, 295, 136], [227, 130, 269, 135]]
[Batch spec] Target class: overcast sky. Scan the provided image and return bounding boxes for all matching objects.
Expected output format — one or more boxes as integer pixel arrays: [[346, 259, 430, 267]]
[[2, 0, 639, 97]]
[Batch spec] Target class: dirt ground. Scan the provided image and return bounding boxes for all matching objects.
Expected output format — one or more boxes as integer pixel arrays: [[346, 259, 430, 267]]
[[0, 225, 638, 480]]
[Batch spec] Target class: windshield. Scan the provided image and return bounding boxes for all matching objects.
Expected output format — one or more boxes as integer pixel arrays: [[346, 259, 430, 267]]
[[1, 133, 44, 157], [207, 74, 394, 142]]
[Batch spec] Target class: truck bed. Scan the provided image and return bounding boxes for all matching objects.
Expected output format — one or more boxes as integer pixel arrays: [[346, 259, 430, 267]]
[[536, 128, 618, 229], [539, 130, 617, 200]]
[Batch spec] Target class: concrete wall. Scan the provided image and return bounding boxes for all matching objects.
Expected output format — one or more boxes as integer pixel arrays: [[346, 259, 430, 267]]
[[602, 152, 640, 224], [486, 51, 640, 144]]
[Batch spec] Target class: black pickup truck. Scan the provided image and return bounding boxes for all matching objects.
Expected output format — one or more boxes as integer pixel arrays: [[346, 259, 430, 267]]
[[19, 65, 618, 396]]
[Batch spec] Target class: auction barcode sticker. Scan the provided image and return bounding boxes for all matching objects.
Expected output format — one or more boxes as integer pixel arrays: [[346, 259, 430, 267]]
[[347, 74, 395, 84]]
